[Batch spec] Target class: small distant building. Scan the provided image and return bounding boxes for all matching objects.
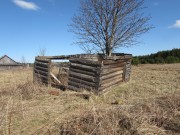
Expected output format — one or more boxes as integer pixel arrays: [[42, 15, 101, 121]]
[[0, 55, 23, 70]]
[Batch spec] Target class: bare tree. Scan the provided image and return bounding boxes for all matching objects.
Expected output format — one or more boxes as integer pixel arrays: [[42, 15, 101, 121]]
[[21, 56, 26, 64], [70, 0, 152, 56], [39, 47, 46, 56]]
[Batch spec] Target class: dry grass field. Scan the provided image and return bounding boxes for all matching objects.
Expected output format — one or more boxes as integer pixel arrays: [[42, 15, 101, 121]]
[[0, 64, 180, 135]]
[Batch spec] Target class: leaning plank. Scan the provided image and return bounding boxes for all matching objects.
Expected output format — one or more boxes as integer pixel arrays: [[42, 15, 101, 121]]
[[69, 71, 97, 82], [50, 72, 62, 85]]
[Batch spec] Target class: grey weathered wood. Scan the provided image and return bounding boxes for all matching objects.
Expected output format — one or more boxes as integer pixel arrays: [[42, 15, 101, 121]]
[[70, 68, 97, 77], [70, 58, 101, 67], [68, 81, 95, 91], [34, 65, 49, 72], [101, 74, 123, 85], [70, 63, 99, 72], [34, 69, 49, 76], [101, 78, 123, 88], [69, 76, 97, 87], [102, 62, 125, 69], [50, 72, 62, 85], [99, 79, 123, 91], [101, 67, 124, 75], [100, 70, 123, 80], [35, 58, 49, 63], [35, 62, 49, 68], [69, 71, 97, 82]]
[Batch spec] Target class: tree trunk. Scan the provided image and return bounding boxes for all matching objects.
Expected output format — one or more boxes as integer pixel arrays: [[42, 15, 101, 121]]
[[106, 45, 112, 56]]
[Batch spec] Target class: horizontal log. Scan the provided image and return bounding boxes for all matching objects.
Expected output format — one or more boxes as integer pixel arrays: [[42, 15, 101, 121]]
[[34, 69, 49, 76], [100, 77, 123, 87], [101, 67, 123, 75], [34, 72, 49, 80], [70, 58, 101, 67], [34, 65, 49, 72], [70, 63, 99, 72], [69, 71, 97, 82], [100, 74, 123, 85], [102, 59, 125, 65], [68, 81, 96, 91], [99, 80, 123, 91], [100, 70, 123, 80], [35, 58, 49, 63], [35, 61, 49, 68], [102, 62, 125, 69], [69, 76, 97, 87], [70, 68, 98, 77], [38, 54, 99, 60]]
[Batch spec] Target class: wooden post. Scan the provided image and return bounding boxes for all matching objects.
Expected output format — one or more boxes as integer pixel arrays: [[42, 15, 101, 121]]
[[48, 60, 52, 88]]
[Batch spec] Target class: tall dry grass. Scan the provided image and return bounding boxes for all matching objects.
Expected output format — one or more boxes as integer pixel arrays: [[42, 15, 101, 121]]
[[0, 64, 179, 135]]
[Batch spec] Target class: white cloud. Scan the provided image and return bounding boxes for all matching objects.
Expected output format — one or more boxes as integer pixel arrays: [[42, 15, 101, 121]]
[[170, 20, 180, 28], [12, 0, 40, 10]]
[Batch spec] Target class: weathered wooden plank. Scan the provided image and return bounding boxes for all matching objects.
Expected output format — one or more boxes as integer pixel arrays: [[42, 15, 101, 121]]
[[70, 63, 99, 72], [69, 76, 97, 87], [35, 58, 49, 64], [69, 71, 97, 82], [102, 62, 125, 69], [101, 67, 124, 75], [50, 72, 62, 85], [70, 58, 101, 67], [101, 77, 123, 87], [34, 72, 48, 79], [101, 74, 123, 85], [70, 68, 97, 77], [99, 80, 122, 91], [38, 54, 99, 60], [35, 61, 49, 68], [68, 81, 95, 91], [34, 65, 49, 72], [34, 69, 49, 76], [102, 59, 125, 65], [100, 70, 123, 80]]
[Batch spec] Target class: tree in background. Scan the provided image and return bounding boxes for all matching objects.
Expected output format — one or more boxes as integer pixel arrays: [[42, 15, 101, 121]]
[[21, 56, 26, 64], [70, 0, 152, 56], [39, 48, 46, 56]]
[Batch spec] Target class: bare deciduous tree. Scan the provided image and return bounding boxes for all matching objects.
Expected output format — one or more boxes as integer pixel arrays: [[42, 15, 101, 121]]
[[21, 56, 26, 64], [39, 48, 46, 56], [70, 0, 152, 56]]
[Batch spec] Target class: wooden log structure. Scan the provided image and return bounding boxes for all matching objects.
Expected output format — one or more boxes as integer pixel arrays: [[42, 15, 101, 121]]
[[33, 53, 132, 94]]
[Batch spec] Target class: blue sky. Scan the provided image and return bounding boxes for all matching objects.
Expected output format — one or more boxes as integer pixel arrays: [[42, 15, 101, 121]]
[[0, 0, 180, 63]]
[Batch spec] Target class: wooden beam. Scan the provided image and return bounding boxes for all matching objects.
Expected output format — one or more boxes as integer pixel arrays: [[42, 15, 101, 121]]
[[50, 72, 62, 85]]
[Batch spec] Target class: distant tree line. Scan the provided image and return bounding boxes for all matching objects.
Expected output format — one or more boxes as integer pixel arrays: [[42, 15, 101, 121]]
[[132, 48, 180, 65]]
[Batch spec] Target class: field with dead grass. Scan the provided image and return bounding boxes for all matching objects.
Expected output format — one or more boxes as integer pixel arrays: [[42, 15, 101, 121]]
[[0, 64, 180, 135]]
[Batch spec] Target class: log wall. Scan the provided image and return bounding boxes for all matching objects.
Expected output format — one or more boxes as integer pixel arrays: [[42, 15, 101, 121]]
[[68, 58, 101, 93], [33, 57, 51, 87], [33, 54, 132, 94], [98, 60, 125, 92]]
